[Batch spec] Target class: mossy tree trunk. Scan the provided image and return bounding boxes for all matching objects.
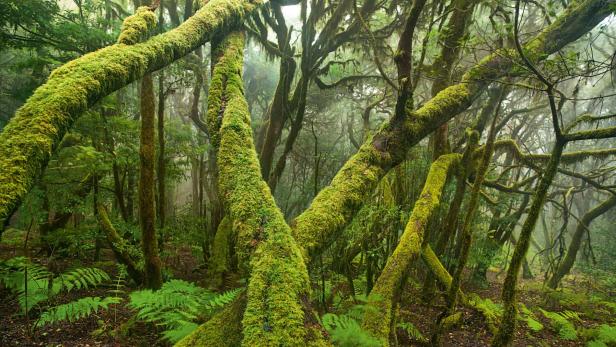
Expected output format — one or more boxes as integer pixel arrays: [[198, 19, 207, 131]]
[[96, 203, 144, 285], [139, 73, 163, 290], [362, 153, 460, 345], [157, 71, 166, 230], [180, 31, 326, 346], [0, 0, 261, 232], [430, 0, 477, 159], [491, 139, 565, 347]]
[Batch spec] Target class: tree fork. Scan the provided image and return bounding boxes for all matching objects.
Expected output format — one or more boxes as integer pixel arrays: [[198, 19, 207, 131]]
[[188, 31, 327, 346]]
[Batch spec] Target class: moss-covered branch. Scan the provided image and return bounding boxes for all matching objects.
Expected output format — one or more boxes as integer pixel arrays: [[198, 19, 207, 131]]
[[292, 0, 613, 262], [492, 139, 565, 347], [490, 139, 616, 165], [96, 204, 144, 285], [0, 0, 261, 230], [117, 6, 158, 45], [362, 154, 460, 345]]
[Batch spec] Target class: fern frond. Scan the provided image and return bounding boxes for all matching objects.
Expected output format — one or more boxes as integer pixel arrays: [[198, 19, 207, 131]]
[[56, 267, 110, 292], [128, 280, 241, 342], [539, 308, 578, 340], [36, 296, 121, 328], [322, 313, 381, 347], [397, 321, 427, 343]]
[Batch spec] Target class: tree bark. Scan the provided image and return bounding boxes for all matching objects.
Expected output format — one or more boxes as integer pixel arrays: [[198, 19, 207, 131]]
[[139, 73, 163, 290], [492, 139, 565, 347]]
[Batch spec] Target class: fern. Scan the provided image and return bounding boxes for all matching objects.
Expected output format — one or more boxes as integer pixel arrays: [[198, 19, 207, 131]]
[[128, 280, 240, 343], [0, 257, 110, 313], [319, 297, 381, 347], [397, 321, 427, 343], [469, 294, 502, 330], [56, 267, 110, 292], [518, 304, 544, 332], [321, 313, 380, 347], [586, 324, 616, 347], [539, 308, 580, 340], [36, 296, 121, 328]]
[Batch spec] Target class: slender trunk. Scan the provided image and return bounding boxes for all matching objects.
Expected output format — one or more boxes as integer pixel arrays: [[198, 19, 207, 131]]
[[139, 73, 163, 290], [258, 57, 296, 180], [430, 0, 477, 159], [157, 71, 166, 230], [492, 139, 565, 347]]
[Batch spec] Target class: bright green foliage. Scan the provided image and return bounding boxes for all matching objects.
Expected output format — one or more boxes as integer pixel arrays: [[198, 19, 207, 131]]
[[539, 309, 580, 340], [322, 301, 381, 347], [36, 296, 121, 328], [519, 305, 544, 332], [586, 324, 616, 347], [56, 267, 112, 292], [322, 313, 380, 347], [0, 256, 110, 313], [128, 279, 241, 343]]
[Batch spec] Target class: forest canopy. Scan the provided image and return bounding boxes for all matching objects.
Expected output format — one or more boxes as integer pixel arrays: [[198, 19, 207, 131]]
[[1, 0, 616, 346]]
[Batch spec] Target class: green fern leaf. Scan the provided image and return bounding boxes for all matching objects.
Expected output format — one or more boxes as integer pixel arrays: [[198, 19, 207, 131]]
[[36, 296, 121, 328]]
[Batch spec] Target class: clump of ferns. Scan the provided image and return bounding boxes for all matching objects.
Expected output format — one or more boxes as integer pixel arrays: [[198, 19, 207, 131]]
[[319, 294, 382, 347], [0, 256, 119, 329], [128, 280, 241, 343]]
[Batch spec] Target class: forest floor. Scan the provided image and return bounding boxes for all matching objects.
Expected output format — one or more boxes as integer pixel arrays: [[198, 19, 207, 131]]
[[1, 237, 614, 346]]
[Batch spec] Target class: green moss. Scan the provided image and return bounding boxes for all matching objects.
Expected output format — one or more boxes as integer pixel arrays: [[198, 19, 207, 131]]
[[117, 6, 158, 45], [292, 141, 386, 262], [97, 204, 144, 284], [209, 216, 233, 287], [206, 32, 322, 346], [362, 154, 460, 345], [0, 0, 261, 229], [175, 293, 247, 347]]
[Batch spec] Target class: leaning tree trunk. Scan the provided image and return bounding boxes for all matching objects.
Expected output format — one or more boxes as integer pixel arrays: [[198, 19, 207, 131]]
[[362, 154, 460, 345], [492, 139, 565, 347]]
